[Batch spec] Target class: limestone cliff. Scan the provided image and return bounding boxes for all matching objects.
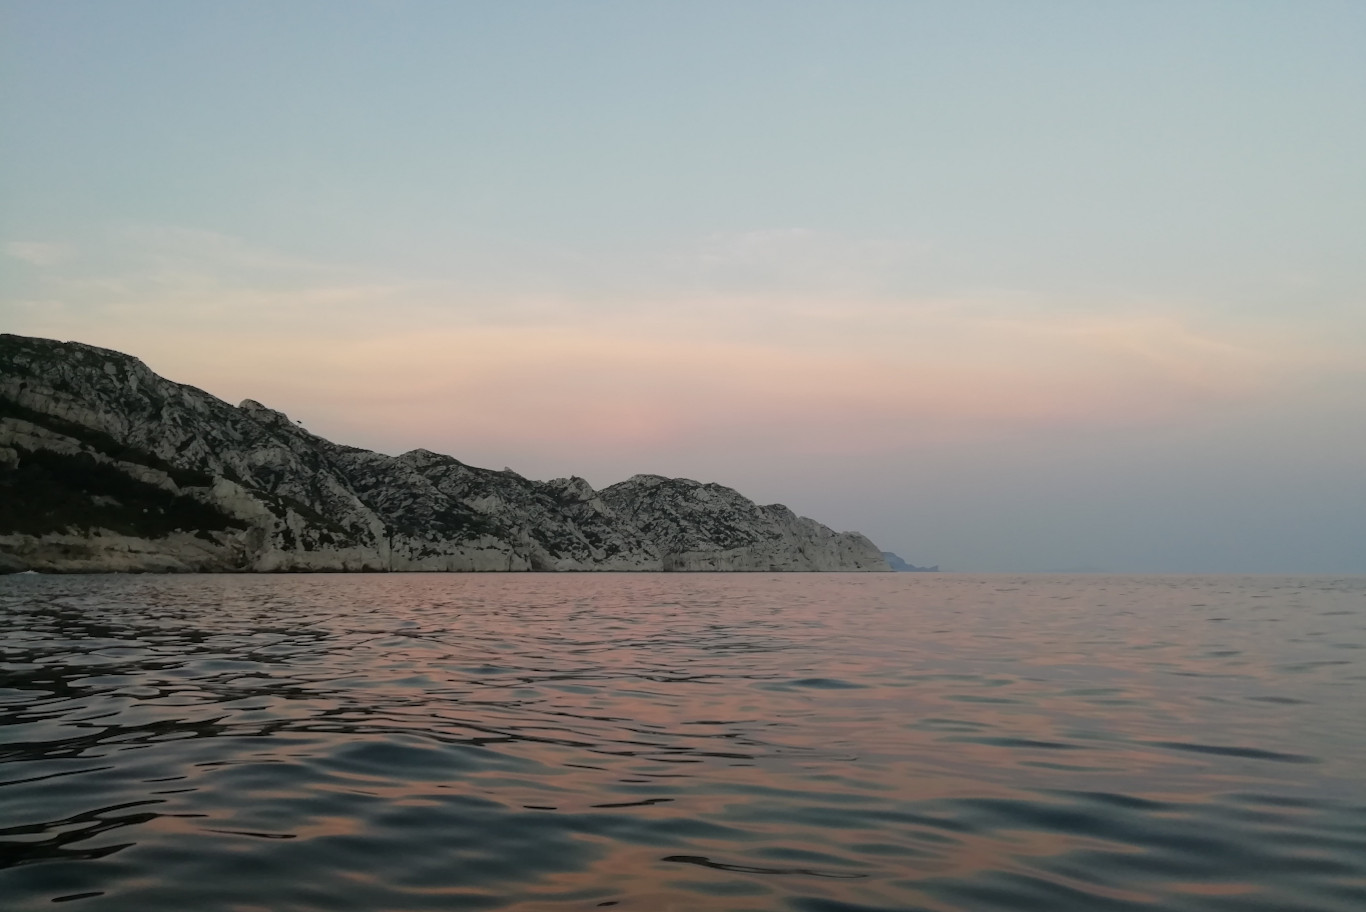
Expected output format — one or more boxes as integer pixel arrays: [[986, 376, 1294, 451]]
[[601, 475, 887, 572], [0, 334, 890, 573]]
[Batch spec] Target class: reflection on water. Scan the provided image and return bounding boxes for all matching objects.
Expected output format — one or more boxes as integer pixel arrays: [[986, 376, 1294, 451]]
[[2, 573, 1364, 911]]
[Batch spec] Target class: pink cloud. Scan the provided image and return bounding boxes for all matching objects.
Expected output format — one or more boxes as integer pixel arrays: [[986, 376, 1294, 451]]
[[67, 309, 1309, 476]]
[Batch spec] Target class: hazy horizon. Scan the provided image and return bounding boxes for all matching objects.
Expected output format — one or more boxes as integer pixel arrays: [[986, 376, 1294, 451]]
[[3, 2, 1363, 573]]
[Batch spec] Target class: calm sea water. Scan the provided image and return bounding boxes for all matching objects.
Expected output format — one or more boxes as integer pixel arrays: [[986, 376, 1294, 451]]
[[2, 573, 1364, 911]]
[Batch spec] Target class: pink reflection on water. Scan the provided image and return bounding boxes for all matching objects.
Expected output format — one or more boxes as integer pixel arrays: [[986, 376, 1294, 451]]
[[4, 573, 1362, 911]]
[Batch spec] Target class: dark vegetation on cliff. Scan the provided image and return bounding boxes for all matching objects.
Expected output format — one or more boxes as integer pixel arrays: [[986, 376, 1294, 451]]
[[0, 447, 242, 539]]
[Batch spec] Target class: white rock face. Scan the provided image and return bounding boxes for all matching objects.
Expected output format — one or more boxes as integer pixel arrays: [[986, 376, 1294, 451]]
[[0, 333, 890, 573], [600, 475, 888, 571]]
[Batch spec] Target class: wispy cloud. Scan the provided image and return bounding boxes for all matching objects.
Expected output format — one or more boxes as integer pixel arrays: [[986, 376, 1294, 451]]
[[4, 241, 70, 266], [666, 228, 934, 298], [4, 223, 1359, 473]]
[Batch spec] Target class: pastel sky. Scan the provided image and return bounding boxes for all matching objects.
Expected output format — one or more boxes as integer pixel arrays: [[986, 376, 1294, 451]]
[[3, 1, 1363, 572]]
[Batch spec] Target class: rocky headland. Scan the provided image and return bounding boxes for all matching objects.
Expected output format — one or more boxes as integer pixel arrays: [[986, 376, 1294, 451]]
[[0, 334, 890, 574], [882, 552, 939, 572]]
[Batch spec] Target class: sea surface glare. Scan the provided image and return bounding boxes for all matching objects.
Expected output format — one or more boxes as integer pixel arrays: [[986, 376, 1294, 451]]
[[1, 574, 1364, 911]]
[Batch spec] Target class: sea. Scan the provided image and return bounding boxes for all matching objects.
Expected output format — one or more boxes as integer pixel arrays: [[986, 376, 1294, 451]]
[[1, 573, 1363, 912]]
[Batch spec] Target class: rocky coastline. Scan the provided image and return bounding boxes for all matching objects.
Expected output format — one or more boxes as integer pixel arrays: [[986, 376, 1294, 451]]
[[0, 334, 890, 574]]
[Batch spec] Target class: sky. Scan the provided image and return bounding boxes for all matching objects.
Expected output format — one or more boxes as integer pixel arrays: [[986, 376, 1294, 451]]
[[2, 1, 1363, 572]]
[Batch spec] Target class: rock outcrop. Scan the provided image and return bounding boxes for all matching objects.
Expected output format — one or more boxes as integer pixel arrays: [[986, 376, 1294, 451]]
[[602, 475, 887, 571], [882, 552, 939, 572], [0, 334, 890, 573]]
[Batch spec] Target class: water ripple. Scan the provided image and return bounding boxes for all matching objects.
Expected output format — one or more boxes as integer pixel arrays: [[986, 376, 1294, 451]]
[[2, 573, 1364, 911]]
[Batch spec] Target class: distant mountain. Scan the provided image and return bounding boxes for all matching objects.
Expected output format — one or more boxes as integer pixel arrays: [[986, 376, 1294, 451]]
[[881, 552, 938, 572], [0, 334, 890, 574]]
